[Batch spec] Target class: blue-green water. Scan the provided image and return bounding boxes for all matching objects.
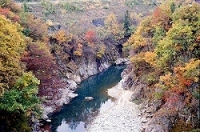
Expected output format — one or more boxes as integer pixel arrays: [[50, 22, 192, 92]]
[[48, 65, 125, 132]]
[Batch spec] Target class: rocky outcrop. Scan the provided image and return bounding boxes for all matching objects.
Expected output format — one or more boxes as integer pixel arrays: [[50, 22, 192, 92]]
[[144, 93, 188, 132], [121, 65, 146, 100], [120, 65, 181, 132], [145, 109, 177, 132]]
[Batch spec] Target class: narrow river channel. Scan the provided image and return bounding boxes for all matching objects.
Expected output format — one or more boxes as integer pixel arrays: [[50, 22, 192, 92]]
[[48, 65, 126, 132]]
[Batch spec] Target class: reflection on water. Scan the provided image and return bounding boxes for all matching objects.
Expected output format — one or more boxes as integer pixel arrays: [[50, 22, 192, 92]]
[[49, 65, 125, 132]]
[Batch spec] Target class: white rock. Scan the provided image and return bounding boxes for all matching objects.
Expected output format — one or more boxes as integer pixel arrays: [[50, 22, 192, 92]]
[[67, 80, 77, 89], [115, 58, 129, 65], [85, 97, 94, 101], [68, 92, 78, 98], [46, 119, 51, 122]]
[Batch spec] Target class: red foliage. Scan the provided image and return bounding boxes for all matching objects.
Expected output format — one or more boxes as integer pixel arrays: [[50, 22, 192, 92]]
[[0, 8, 20, 22], [151, 7, 171, 30], [163, 93, 184, 110], [85, 30, 96, 43], [0, 8, 10, 16], [22, 43, 65, 98], [174, 67, 192, 87]]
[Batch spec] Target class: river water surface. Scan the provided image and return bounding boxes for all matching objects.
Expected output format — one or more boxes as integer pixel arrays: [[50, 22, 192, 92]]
[[49, 65, 126, 132]]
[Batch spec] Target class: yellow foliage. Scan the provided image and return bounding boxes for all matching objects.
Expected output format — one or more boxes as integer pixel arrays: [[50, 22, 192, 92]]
[[53, 29, 67, 44], [74, 43, 83, 56], [184, 59, 200, 72], [46, 19, 53, 26], [0, 15, 26, 95], [96, 44, 106, 58], [105, 13, 120, 36], [125, 17, 153, 49], [159, 73, 173, 87], [130, 52, 145, 63], [175, 59, 200, 83], [144, 51, 157, 67]]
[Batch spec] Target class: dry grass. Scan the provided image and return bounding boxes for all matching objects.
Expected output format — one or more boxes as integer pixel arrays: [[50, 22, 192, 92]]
[[24, 0, 157, 36]]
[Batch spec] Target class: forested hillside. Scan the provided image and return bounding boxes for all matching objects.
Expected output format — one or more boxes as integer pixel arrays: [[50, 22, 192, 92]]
[[0, 0, 199, 131], [124, 0, 200, 131], [0, 0, 156, 131], [0, 0, 58, 131]]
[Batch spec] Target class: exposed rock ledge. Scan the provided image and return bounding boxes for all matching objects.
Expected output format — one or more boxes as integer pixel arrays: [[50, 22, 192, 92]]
[[41, 88, 78, 120]]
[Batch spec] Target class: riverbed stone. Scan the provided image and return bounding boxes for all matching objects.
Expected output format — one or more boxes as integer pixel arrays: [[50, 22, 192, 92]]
[[85, 97, 94, 101], [86, 80, 148, 132]]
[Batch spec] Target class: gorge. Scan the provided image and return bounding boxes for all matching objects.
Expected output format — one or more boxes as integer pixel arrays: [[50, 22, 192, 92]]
[[42, 65, 126, 132], [0, 0, 199, 132]]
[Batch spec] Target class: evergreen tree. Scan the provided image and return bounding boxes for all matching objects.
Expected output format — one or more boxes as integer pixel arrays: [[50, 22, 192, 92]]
[[123, 10, 131, 37]]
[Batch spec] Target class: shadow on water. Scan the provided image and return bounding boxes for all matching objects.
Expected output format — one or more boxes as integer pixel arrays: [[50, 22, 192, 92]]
[[49, 65, 126, 132]]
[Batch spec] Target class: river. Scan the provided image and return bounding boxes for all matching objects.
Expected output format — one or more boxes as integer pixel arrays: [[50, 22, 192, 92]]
[[45, 65, 126, 132]]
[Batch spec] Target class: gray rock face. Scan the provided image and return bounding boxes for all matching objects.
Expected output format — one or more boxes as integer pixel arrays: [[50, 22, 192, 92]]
[[121, 65, 146, 101], [79, 61, 98, 79], [66, 73, 81, 84], [144, 94, 185, 132], [145, 124, 165, 132], [67, 80, 77, 90], [145, 111, 177, 132], [131, 84, 145, 100]]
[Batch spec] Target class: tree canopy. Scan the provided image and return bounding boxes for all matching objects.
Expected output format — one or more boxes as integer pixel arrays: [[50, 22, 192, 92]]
[[0, 15, 26, 95]]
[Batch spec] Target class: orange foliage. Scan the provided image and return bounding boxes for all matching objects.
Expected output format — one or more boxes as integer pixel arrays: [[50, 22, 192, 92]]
[[174, 67, 192, 87], [0, 8, 20, 22], [85, 30, 96, 44], [151, 7, 171, 30], [158, 59, 200, 99], [144, 51, 157, 67]]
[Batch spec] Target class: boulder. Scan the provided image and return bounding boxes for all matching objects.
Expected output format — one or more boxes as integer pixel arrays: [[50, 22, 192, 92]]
[[85, 97, 94, 101], [115, 58, 129, 65], [46, 119, 51, 123]]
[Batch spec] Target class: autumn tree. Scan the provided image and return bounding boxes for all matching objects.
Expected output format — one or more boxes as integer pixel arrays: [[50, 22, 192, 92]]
[[22, 42, 64, 99], [0, 72, 40, 132], [52, 29, 73, 45], [151, 6, 172, 31], [0, 8, 20, 22], [21, 14, 48, 41], [125, 1, 200, 104], [104, 13, 121, 39], [74, 42, 83, 56], [0, 0, 11, 7], [0, 15, 26, 96], [85, 30, 96, 45]]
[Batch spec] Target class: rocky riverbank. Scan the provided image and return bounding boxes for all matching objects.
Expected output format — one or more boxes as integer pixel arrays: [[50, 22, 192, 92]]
[[86, 79, 150, 132], [41, 58, 129, 120]]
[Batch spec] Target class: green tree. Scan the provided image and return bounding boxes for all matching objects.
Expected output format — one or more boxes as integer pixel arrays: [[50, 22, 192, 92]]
[[124, 10, 131, 37], [0, 0, 11, 7], [0, 72, 40, 113], [0, 72, 41, 132], [170, 2, 176, 13]]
